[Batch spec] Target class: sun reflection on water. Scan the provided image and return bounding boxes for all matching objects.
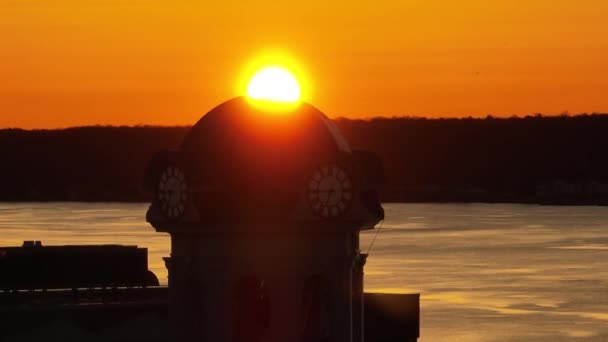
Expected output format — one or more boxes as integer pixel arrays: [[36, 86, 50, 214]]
[[2, 202, 608, 341]]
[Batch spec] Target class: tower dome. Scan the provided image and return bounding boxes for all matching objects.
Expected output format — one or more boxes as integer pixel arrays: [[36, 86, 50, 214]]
[[146, 97, 383, 231]]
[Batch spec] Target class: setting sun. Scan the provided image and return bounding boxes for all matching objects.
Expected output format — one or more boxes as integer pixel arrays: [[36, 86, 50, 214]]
[[246, 66, 301, 103]]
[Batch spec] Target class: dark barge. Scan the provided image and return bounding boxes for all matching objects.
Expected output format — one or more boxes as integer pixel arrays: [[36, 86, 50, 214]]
[[0, 241, 159, 290]]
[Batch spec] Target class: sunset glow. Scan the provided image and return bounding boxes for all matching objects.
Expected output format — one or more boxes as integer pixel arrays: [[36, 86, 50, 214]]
[[1, 1, 607, 128], [246, 66, 301, 103]]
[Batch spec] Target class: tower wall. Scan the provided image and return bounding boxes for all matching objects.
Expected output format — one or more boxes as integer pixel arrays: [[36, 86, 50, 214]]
[[166, 231, 362, 342]]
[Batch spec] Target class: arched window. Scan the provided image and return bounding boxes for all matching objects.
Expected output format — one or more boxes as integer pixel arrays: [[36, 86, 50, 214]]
[[301, 275, 331, 342], [232, 275, 271, 342]]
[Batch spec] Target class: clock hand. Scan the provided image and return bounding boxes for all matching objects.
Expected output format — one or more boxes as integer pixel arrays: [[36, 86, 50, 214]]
[[318, 188, 335, 204]]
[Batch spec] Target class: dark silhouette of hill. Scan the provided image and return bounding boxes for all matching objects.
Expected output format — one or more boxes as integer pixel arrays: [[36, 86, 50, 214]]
[[337, 114, 608, 204], [2, 114, 608, 204], [0, 126, 187, 201]]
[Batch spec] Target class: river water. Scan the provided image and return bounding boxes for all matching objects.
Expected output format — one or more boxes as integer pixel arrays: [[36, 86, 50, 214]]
[[1, 202, 607, 341]]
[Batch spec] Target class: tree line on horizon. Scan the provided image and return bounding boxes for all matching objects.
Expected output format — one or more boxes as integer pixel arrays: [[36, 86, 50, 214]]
[[2, 114, 608, 204]]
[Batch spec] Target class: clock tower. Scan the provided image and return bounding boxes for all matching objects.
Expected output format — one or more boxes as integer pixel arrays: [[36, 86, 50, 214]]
[[146, 97, 384, 342]]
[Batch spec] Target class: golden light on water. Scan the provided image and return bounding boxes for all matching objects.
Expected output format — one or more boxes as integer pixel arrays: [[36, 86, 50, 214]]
[[246, 66, 301, 103]]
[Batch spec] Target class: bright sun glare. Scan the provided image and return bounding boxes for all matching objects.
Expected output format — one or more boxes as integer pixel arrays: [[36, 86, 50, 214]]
[[246, 66, 301, 103]]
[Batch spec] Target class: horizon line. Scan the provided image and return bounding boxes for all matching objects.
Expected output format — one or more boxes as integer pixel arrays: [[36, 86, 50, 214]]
[[3, 112, 608, 131]]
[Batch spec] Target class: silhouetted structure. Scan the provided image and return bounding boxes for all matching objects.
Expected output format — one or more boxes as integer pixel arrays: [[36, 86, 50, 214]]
[[365, 293, 420, 342], [0, 287, 418, 342], [145, 97, 405, 342], [0, 241, 159, 290]]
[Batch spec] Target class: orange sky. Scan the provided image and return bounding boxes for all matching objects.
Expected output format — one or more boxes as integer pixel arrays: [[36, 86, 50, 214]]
[[1, 0, 608, 128]]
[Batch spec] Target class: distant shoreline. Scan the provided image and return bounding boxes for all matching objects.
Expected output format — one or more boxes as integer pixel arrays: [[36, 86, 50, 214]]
[[3, 116, 608, 204], [2, 199, 607, 207]]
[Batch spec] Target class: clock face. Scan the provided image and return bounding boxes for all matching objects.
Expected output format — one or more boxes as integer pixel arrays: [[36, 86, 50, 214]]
[[307, 164, 353, 219], [157, 165, 188, 220]]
